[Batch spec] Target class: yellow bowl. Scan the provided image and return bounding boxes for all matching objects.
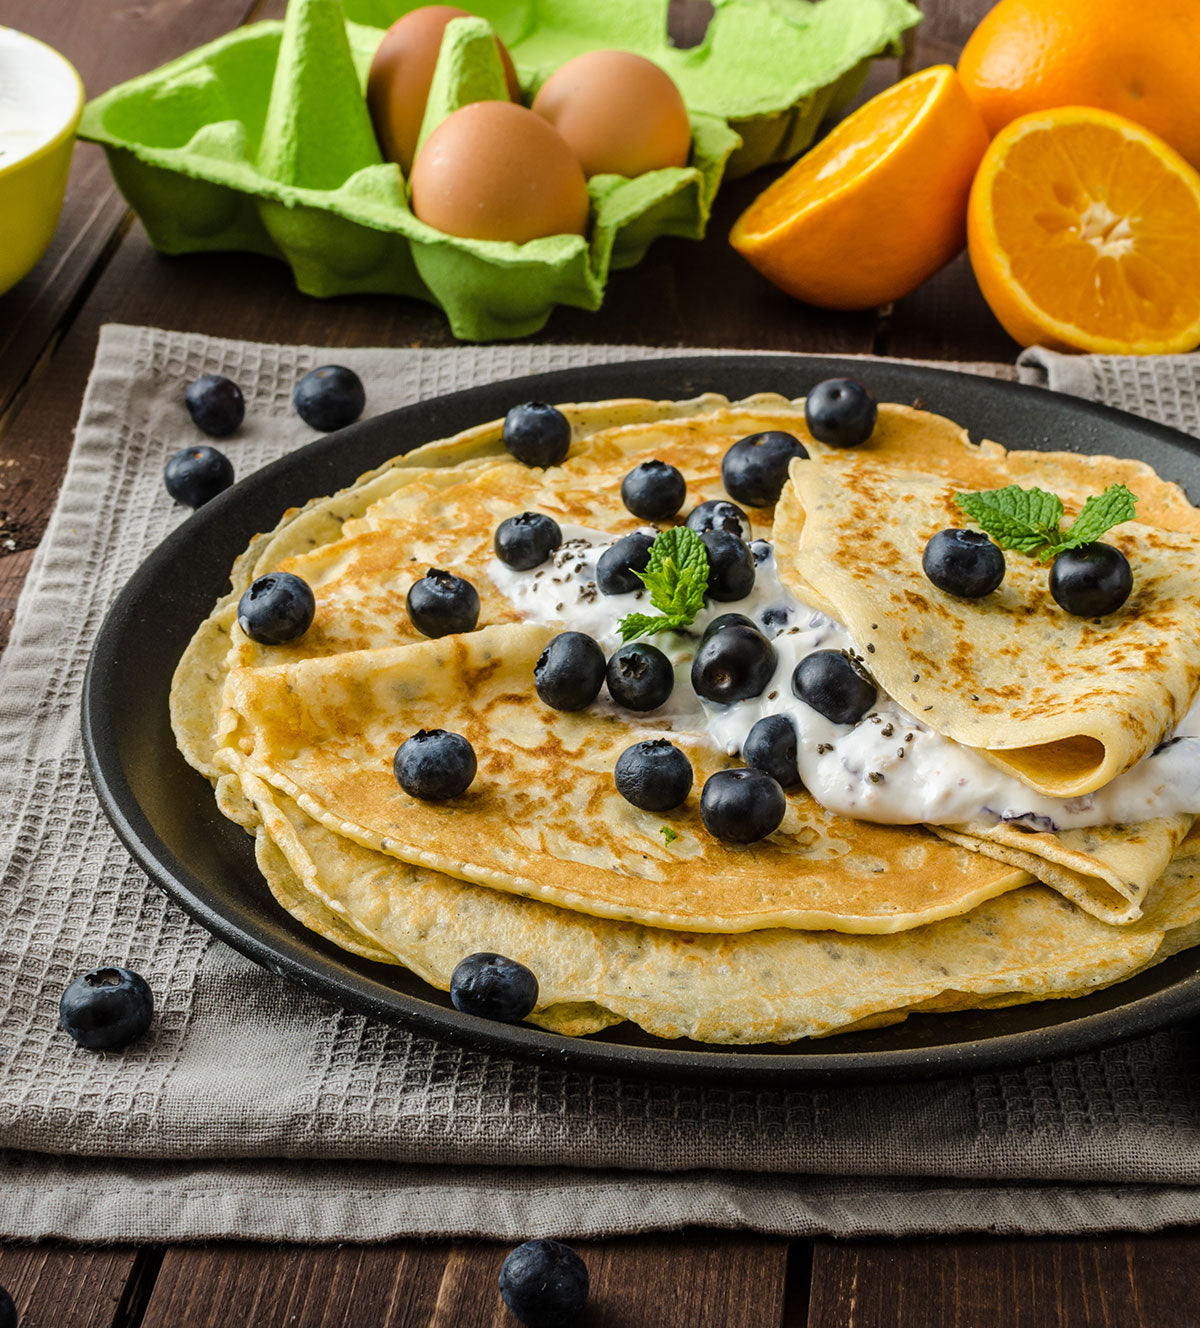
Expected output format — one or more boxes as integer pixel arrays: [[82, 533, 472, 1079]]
[[0, 28, 85, 296]]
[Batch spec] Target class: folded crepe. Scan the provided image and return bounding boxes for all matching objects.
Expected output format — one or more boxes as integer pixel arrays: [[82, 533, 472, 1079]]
[[776, 457, 1200, 797], [226, 762, 1200, 1044], [216, 623, 1030, 934]]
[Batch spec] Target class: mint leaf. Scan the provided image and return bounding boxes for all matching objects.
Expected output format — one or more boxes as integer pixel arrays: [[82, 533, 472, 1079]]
[[954, 485, 1064, 555], [619, 612, 676, 642], [619, 527, 710, 640], [1057, 483, 1138, 551], [660, 825, 678, 846]]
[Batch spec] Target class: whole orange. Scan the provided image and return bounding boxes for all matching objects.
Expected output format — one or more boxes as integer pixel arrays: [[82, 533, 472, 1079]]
[[958, 0, 1200, 167]]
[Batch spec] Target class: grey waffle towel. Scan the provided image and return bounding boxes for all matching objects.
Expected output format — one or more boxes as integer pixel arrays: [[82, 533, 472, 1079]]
[[2, 325, 1200, 1244]]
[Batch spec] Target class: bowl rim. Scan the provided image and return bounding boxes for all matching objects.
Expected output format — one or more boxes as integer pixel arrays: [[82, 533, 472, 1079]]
[[0, 26, 85, 181]]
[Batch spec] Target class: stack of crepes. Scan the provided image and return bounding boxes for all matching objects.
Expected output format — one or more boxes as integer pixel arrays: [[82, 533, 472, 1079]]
[[171, 391, 1200, 1043]]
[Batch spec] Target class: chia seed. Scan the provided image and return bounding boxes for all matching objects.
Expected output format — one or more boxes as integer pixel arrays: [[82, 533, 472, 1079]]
[[868, 771, 884, 784]]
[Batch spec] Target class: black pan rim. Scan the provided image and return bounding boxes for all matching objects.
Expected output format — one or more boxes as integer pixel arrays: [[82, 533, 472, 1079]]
[[81, 352, 1200, 1086]]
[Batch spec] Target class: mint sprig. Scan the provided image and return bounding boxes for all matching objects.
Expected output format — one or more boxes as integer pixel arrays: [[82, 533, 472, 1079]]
[[618, 526, 710, 642], [954, 483, 1136, 561]]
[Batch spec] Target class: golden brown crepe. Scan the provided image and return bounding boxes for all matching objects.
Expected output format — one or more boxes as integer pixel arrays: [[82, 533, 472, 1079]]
[[170, 391, 1200, 1042], [777, 456, 1200, 798]]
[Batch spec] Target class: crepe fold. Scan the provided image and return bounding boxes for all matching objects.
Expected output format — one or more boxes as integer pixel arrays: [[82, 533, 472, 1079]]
[[777, 453, 1200, 799], [225, 763, 1200, 1044], [218, 623, 1030, 935]]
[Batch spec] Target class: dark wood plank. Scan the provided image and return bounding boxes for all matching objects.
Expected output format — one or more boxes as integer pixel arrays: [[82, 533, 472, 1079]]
[[0, 0, 264, 420], [0, 1243, 142, 1328], [808, 1234, 1200, 1328], [881, 0, 1019, 364], [142, 1232, 789, 1327]]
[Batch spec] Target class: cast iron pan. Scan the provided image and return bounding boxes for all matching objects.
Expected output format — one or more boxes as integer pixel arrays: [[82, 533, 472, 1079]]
[[82, 355, 1200, 1085]]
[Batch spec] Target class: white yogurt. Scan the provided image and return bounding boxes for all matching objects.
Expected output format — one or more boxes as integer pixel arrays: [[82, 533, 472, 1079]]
[[490, 527, 1200, 830], [0, 28, 82, 169]]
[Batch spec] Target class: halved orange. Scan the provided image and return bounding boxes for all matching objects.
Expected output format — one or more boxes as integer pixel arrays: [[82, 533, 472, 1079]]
[[729, 66, 989, 310], [968, 106, 1200, 354]]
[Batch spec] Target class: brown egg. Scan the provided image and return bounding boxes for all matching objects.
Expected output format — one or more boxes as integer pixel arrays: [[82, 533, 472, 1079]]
[[410, 101, 589, 243], [367, 5, 522, 174], [531, 50, 692, 179]]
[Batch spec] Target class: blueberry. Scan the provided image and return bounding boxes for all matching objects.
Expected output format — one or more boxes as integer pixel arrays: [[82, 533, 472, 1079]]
[[923, 528, 1005, 598], [450, 952, 538, 1023], [499, 1239, 589, 1327], [596, 532, 655, 595], [791, 650, 877, 725], [699, 612, 757, 643], [293, 364, 366, 431], [621, 459, 686, 521], [701, 530, 755, 602], [59, 967, 153, 1051], [721, 430, 809, 507], [535, 632, 606, 711], [614, 738, 693, 811], [495, 512, 562, 570], [805, 378, 877, 448], [0, 1286, 13, 1328], [606, 642, 674, 711], [1049, 542, 1133, 617], [700, 768, 786, 844], [394, 728, 477, 799], [691, 624, 776, 704], [760, 606, 791, 634], [743, 714, 802, 789], [237, 572, 316, 644], [164, 444, 234, 508], [750, 539, 773, 565], [185, 373, 244, 437], [406, 568, 480, 637], [503, 401, 571, 468], [685, 498, 750, 540]]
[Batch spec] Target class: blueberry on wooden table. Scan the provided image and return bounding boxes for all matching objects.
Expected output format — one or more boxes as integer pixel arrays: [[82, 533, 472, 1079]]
[[691, 624, 776, 704], [406, 568, 480, 637], [700, 768, 787, 844], [743, 714, 802, 789], [534, 632, 606, 711], [499, 1239, 589, 1327], [700, 529, 755, 601], [721, 430, 808, 507], [59, 967, 154, 1051], [606, 641, 674, 711], [450, 953, 538, 1023], [503, 401, 571, 468], [1050, 542, 1133, 616], [394, 729, 477, 800], [237, 572, 316, 645], [293, 365, 366, 431], [494, 512, 563, 570], [621, 459, 687, 520], [614, 738, 693, 811], [0, 1284, 15, 1328], [185, 373, 244, 437], [923, 528, 1006, 597], [791, 649, 877, 725], [163, 444, 234, 508], [596, 531, 655, 595], [684, 497, 750, 540], [805, 377, 877, 447]]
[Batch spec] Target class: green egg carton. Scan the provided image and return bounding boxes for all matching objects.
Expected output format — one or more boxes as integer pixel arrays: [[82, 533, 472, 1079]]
[[79, 0, 919, 341]]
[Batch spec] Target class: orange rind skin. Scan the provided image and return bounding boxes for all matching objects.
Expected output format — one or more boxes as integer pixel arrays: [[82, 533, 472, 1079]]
[[958, 0, 1200, 170]]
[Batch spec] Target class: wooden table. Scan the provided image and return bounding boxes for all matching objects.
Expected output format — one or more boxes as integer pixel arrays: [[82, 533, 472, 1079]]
[[2, 1, 1197, 1323]]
